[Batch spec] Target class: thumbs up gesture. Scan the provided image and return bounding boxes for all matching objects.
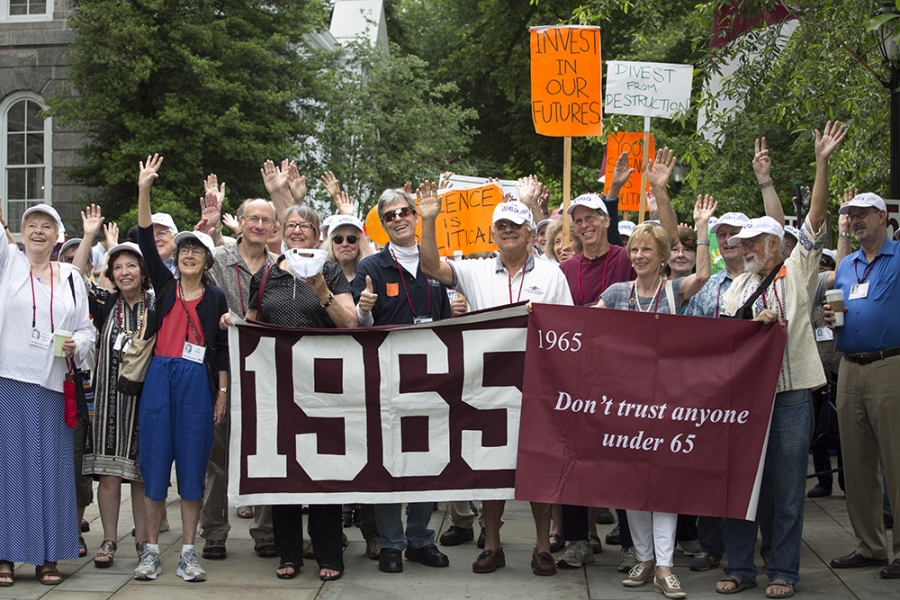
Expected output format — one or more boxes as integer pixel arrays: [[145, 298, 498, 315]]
[[358, 275, 378, 313]]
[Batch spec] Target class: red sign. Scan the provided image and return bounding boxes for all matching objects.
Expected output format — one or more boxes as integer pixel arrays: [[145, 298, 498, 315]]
[[514, 304, 786, 520]]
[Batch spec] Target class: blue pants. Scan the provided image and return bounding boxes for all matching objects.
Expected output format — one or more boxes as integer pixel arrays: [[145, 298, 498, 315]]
[[722, 389, 813, 585], [374, 503, 435, 551], [139, 356, 214, 501]]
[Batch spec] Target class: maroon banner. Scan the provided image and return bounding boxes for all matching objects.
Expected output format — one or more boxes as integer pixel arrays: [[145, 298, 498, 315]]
[[227, 305, 529, 505], [514, 304, 786, 520]]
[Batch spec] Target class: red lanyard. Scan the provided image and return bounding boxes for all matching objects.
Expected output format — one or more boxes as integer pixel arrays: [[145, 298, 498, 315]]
[[177, 282, 202, 344], [760, 279, 785, 318], [506, 264, 527, 304], [577, 253, 609, 306], [30, 263, 54, 332], [853, 255, 879, 284], [391, 248, 430, 318], [234, 264, 246, 314], [117, 292, 147, 335]]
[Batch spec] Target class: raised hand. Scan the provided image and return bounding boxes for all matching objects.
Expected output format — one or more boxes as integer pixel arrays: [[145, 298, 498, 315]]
[[204, 173, 225, 205], [103, 222, 119, 249], [609, 151, 635, 196], [321, 171, 341, 198], [222, 213, 241, 235], [358, 275, 378, 313], [199, 188, 222, 231], [416, 181, 441, 220], [540, 185, 550, 215], [403, 181, 413, 194], [752, 137, 772, 180], [139, 154, 163, 189], [287, 162, 307, 202], [334, 190, 355, 216], [516, 174, 542, 207], [815, 120, 847, 160], [260, 159, 289, 195], [693, 194, 718, 226], [839, 187, 857, 233], [81, 204, 105, 240], [646, 187, 658, 215], [439, 171, 455, 190], [646, 147, 676, 189]]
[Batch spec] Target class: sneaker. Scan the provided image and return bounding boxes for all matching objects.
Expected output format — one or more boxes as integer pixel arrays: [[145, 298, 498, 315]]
[[134, 548, 161, 580], [176, 549, 207, 582], [617, 546, 638, 573], [623, 561, 655, 586], [654, 573, 687, 599], [689, 550, 721, 571], [676, 539, 701, 556], [557, 539, 595, 568]]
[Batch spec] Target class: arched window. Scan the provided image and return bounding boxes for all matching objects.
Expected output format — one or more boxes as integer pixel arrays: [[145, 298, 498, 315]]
[[1, 93, 53, 234]]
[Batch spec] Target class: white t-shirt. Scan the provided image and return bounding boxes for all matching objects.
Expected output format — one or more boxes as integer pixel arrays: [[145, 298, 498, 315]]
[[450, 254, 573, 310]]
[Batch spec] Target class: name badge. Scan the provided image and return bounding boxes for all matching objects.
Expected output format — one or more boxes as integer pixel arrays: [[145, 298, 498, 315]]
[[113, 332, 126, 352], [815, 326, 834, 342], [182, 342, 206, 364], [413, 316, 433, 325], [849, 281, 869, 300], [29, 328, 52, 349]]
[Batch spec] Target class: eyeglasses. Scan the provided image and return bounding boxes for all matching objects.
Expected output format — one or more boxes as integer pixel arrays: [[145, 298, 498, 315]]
[[153, 229, 173, 239], [738, 237, 763, 249], [494, 220, 523, 231], [671, 246, 696, 256], [573, 213, 603, 228], [333, 234, 358, 245], [285, 222, 313, 232], [244, 216, 275, 226], [846, 209, 877, 221], [179, 246, 206, 256], [382, 207, 416, 223]]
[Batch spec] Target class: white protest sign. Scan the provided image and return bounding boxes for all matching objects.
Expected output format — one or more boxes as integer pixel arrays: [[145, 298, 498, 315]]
[[445, 175, 520, 200], [605, 61, 693, 119]]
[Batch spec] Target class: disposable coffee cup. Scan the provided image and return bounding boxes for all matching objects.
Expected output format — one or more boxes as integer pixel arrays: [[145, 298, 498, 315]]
[[825, 290, 844, 327], [53, 329, 73, 356]]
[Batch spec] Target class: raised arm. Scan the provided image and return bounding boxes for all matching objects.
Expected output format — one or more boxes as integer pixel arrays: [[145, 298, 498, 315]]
[[606, 151, 634, 201], [646, 148, 679, 244], [753, 137, 785, 225], [516, 175, 545, 225], [202, 174, 225, 245], [261, 159, 293, 218], [417, 181, 455, 287], [138, 154, 163, 228], [334, 191, 355, 217], [73, 204, 104, 275], [810, 121, 847, 233], [286, 161, 307, 205], [678, 195, 717, 302], [828, 186, 856, 288], [0, 199, 14, 246]]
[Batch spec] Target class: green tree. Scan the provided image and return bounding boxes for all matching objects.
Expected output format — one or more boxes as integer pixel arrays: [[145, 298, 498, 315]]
[[49, 0, 330, 227]]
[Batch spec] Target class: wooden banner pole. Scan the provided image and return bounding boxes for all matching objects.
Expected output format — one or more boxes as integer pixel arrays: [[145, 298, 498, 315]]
[[638, 116, 651, 224], [562, 136, 572, 245]]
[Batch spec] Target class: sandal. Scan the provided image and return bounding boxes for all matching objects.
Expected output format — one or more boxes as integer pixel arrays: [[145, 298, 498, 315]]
[[549, 532, 564, 553], [78, 536, 87, 558], [0, 560, 14, 587], [765, 579, 794, 599], [716, 576, 758, 594], [94, 539, 117, 568], [36, 563, 63, 586], [319, 565, 343, 581], [276, 561, 299, 579]]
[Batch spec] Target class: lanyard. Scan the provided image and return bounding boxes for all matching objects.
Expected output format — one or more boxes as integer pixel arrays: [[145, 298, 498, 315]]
[[117, 292, 147, 335], [577, 253, 609, 306], [715, 280, 724, 319], [390, 248, 430, 318], [234, 264, 246, 313], [760, 279, 785, 318], [30, 263, 54, 332], [177, 282, 202, 344], [630, 277, 663, 313], [853, 255, 880, 284], [505, 263, 527, 304]]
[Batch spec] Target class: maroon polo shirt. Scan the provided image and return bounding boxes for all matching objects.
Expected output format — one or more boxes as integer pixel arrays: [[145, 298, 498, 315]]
[[558, 244, 636, 306]]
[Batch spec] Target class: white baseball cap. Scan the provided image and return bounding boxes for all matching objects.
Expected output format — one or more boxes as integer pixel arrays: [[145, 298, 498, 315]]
[[174, 230, 216, 258], [322, 215, 338, 230], [618, 220, 636, 237], [107, 241, 143, 260], [784, 225, 801, 240], [566, 193, 609, 216], [151, 213, 178, 237], [536, 218, 551, 233], [59, 237, 82, 258], [710, 212, 751, 234], [726, 216, 784, 246], [328, 215, 364, 236], [838, 192, 887, 214], [492, 201, 533, 226], [22, 204, 64, 231], [822, 248, 836, 262]]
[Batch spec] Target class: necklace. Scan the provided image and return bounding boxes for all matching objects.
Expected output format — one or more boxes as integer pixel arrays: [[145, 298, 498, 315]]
[[631, 276, 663, 313]]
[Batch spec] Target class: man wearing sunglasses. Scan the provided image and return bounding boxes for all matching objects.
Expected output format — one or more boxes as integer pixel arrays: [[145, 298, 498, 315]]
[[418, 181, 572, 577], [352, 188, 453, 574]]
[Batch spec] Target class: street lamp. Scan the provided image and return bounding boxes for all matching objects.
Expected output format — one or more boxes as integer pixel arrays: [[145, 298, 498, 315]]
[[875, 2, 900, 199]]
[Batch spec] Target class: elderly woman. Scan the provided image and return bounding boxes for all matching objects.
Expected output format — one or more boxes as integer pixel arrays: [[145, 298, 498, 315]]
[[133, 155, 229, 584], [596, 196, 716, 599], [323, 215, 374, 283], [81, 241, 154, 568], [0, 204, 96, 586], [245, 205, 357, 582], [544, 216, 581, 264]]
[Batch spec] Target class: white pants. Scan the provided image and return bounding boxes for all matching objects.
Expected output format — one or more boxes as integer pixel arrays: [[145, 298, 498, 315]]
[[626, 510, 677, 567]]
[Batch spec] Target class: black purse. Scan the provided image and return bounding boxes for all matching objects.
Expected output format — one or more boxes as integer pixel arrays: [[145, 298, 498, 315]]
[[720, 262, 783, 320]]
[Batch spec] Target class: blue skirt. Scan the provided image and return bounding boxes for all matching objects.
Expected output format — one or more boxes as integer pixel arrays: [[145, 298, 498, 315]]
[[0, 377, 79, 564]]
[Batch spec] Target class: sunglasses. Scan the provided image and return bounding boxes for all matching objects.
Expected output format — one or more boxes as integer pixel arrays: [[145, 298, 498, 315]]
[[333, 234, 358, 245], [382, 207, 416, 223]]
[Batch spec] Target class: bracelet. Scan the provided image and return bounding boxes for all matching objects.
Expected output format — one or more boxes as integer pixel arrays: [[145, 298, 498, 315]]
[[839, 232, 852, 238], [759, 180, 774, 189], [218, 387, 227, 395], [321, 292, 334, 308], [696, 240, 710, 246]]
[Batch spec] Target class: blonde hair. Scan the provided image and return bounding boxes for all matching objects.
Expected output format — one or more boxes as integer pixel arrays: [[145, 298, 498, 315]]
[[626, 223, 671, 274], [544, 216, 582, 262]]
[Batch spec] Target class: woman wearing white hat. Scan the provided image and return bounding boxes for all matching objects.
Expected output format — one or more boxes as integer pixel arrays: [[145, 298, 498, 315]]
[[323, 214, 374, 283]]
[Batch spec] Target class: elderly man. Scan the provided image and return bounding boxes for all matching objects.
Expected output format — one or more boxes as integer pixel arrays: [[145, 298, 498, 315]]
[[352, 188, 452, 574], [201, 197, 279, 561], [151, 213, 178, 273], [715, 121, 845, 598], [827, 192, 900, 579], [418, 183, 572, 576]]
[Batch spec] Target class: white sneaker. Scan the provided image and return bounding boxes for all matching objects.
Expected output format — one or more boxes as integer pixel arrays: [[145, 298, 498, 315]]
[[617, 546, 638, 572], [556, 539, 595, 568], [176, 549, 207, 582], [134, 547, 161, 580]]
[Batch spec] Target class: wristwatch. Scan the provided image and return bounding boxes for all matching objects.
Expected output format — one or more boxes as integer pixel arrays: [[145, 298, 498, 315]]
[[321, 293, 334, 308]]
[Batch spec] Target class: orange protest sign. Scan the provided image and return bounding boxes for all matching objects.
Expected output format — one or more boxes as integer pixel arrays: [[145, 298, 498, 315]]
[[363, 184, 502, 256], [530, 26, 602, 137], [603, 132, 655, 212]]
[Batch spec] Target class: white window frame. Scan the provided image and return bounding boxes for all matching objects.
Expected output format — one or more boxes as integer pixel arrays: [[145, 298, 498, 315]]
[[0, 0, 54, 22], [0, 91, 54, 241]]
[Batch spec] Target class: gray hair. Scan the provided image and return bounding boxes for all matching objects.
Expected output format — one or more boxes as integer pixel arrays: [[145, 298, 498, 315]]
[[282, 205, 320, 238], [377, 188, 417, 220]]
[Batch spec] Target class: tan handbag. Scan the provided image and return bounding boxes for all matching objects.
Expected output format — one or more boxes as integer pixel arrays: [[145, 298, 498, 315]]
[[117, 333, 156, 397]]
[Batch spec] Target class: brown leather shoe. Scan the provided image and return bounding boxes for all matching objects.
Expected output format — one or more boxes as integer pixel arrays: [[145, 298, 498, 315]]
[[531, 547, 557, 576], [472, 548, 505, 573], [880, 559, 900, 579], [830, 551, 888, 569]]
